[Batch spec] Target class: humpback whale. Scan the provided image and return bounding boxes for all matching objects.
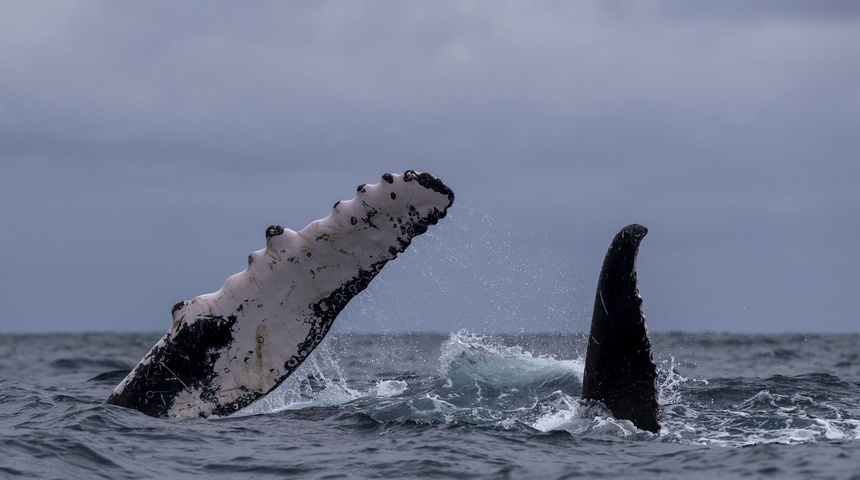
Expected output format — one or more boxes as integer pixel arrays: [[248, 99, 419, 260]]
[[581, 224, 660, 433], [107, 171, 454, 418]]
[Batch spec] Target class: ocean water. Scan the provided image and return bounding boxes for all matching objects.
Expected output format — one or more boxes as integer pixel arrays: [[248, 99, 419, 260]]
[[1, 330, 858, 479]]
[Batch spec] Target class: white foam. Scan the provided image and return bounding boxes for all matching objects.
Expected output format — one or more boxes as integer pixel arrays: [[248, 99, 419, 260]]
[[661, 387, 860, 446], [531, 392, 580, 432], [375, 380, 408, 398]]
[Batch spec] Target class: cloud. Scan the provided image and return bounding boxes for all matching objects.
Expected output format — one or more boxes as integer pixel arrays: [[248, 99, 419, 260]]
[[1, 1, 858, 333]]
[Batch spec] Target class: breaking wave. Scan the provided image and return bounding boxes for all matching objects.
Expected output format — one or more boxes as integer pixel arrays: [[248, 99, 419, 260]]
[[236, 331, 860, 447]]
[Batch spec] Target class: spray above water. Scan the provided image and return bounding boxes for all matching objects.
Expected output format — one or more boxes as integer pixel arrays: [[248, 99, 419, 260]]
[[235, 342, 360, 416], [339, 205, 583, 334]]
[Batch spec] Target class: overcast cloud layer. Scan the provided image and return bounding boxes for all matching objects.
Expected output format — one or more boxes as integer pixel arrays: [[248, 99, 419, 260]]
[[1, 1, 858, 334]]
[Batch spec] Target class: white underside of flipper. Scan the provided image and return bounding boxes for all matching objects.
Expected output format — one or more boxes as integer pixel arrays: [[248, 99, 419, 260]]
[[107, 171, 454, 418]]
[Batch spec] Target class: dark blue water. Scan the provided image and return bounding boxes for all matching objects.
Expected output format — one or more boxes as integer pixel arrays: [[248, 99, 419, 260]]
[[1, 331, 858, 479]]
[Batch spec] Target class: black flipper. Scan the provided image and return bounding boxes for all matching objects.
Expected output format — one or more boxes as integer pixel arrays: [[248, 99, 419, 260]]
[[581, 224, 660, 433]]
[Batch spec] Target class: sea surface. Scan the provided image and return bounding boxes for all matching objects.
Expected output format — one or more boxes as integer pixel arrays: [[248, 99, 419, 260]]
[[1, 331, 858, 479]]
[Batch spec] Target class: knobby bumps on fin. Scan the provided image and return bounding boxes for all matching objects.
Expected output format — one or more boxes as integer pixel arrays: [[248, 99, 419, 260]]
[[107, 171, 454, 418]]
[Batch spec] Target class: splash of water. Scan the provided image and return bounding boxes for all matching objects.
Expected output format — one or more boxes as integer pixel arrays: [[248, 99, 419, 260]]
[[235, 331, 858, 447], [235, 342, 360, 416]]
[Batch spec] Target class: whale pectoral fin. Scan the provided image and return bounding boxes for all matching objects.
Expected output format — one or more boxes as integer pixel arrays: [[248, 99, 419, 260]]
[[107, 171, 454, 419], [581, 224, 660, 433]]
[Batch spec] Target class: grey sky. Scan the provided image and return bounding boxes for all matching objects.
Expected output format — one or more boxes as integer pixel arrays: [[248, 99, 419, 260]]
[[1, 1, 858, 334]]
